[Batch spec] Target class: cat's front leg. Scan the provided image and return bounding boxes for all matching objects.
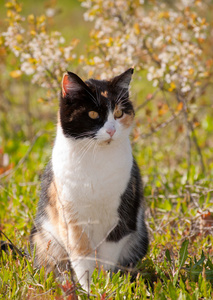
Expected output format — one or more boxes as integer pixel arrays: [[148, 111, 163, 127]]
[[57, 211, 95, 291], [96, 234, 131, 272], [71, 255, 96, 292], [59, 227, 96, 292]]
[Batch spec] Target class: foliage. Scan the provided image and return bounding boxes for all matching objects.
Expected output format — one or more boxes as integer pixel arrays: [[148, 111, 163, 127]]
[[0, 0, 213, 299], [1, 0, 78, 102], [81, 0, 211, 85]]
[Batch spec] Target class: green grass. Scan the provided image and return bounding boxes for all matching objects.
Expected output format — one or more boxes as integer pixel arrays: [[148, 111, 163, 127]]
[[0, 112, 213, 299]]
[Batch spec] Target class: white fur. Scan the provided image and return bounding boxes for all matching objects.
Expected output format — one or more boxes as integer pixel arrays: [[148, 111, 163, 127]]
[[51, 113, 133, 289]]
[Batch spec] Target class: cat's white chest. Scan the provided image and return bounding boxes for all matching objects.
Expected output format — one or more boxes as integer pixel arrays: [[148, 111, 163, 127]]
[[52, 127, 133, 246]]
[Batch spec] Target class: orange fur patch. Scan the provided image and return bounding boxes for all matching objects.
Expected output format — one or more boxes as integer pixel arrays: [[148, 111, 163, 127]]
[[120, 112, 134, 128], [57, 201, 92, 259], [101, 91, 108, 98], [46, 181, 59, 225], [33, 176, 92, 272], [69, 223, 92, 258], [31, 180, 68, 270], [48, 180, 92, 259], [69, 107, 86, 122], [31, 230, 57, 272]]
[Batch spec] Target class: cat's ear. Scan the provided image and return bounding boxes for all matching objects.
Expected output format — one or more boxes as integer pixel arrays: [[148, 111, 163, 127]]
[[111, 68, 134, 89], [62, 72, 87, 97]]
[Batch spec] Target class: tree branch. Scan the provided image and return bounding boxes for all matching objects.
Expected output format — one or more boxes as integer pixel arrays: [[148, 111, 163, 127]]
[[140, 110, 183, 139]]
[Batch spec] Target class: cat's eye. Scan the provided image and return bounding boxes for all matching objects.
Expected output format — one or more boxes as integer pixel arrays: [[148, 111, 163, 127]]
[[88, 111, 99, 119], [114, 109, 123, 119]]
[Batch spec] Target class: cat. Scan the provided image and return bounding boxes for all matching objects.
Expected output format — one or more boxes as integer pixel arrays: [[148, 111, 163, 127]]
[[30, 68, 149, 291]]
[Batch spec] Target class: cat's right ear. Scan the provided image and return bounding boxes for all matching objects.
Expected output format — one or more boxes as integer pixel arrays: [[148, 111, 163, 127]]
[[62, 72, 87, 97], [111, 68, 134, 90]]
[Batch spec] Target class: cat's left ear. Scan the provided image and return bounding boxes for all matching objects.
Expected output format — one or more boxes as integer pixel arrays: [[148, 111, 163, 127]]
[[111, 68, 134, 89], [62, 71, 88, 97]]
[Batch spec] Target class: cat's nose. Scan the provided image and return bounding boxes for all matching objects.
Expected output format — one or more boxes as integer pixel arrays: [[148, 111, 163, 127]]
[[105, 122, 116, 137], [106, 127, 116, 137], [105, 121, 116, 138]]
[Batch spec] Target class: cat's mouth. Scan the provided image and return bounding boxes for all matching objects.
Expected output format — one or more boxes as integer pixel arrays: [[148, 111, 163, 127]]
[[106, 138, 112, 144], [105, 138, 113, 145], [102, 138, 113, 145], [95, 135, 114, 145]]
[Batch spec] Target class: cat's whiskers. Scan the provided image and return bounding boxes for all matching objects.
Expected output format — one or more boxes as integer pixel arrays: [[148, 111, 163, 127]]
[[119, 101, 131, 110], [76, 139, 93, 160], [115, 88, 125, 104], [118, 96, 130, 105], [76, 136, 111, 164], [116, 97, 130, 108], [92, 140, 100, 162], [74, 130, 96, 140], [94, 84, 101, 105], [76, 138, 96, 164], [48, 134, 97, 163], [115, 89, 129, 104], [83, 85, 99, 107]]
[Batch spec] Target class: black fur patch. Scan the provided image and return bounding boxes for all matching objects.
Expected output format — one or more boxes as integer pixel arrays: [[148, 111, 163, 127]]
[[30, 161, 53, 248], [107, 160, 142, 242], [37, 160, 53, 220], [107, 159, 149, 265]]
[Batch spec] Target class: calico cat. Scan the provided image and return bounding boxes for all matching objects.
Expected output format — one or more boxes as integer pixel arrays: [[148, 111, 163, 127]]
[[30, 68, 149, 291]]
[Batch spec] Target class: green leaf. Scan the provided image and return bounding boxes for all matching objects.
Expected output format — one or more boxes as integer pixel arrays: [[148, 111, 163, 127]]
[[46, 271, 54, 290], [26, 259, 33, 274], [179, 240, 189, 270], [165, 249, 172, 264], [205, 269, 213, 281], [191, 251, 205, 270], [168, 282, 178, 299], [179, 277, 185, 292], [173, 240, 189, 286], [40, 266, 45, 283], [206, 257, 213, 270]]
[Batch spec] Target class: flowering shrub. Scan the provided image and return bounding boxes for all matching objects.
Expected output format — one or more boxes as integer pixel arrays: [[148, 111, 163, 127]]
[[1, 0, 78, 101], [81, 0, 211, 93], [2, 0, 211, 101]]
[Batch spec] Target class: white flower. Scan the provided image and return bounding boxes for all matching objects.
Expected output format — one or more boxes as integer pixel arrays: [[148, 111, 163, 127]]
[[46, 8, 56, 18], [147, 73, 153, 81], [153, 36, 163, 48], [81, 0, 92, 8], [165, 74, 171, 84], [169, 65, 177, 72], [93, 56, 102, 64], [59, 37, 65, 44], [181, 84, 191, 93], [153, 79, 158, 87], [21, 62, 35, 75]]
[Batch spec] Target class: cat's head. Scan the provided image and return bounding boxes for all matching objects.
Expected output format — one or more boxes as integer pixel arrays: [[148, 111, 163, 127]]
[[59, 68, 134, 145]]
